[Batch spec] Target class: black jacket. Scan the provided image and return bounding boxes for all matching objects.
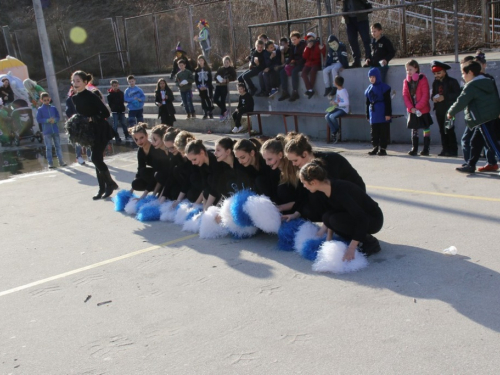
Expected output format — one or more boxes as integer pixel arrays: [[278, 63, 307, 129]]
[[314, 151, 366, 191], [342, 0, 371, 23], [370, 36, 396, 66], [214, 66, 237, 86], [432, 74, 461, 114], [249, 49, 266, 71], [237, 93, 254, 113], [107, 89, 126, 113], [154, 87, 176, 118], [72, 89, 112, 145]]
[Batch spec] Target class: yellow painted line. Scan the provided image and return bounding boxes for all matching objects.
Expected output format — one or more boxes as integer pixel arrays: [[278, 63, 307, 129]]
[[0, 234, 198, 298], [367, 185, 500, 202]]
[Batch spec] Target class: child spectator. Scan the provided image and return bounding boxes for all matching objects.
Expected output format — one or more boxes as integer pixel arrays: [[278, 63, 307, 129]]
[[213, 56, 237, 121], [322, 35, 348, 97], [107, 79, 129, 142], [325, 76, 349, 143], [343, 0, 372, 68], [154, 78, 176, 126], [232, 83, 254, 134], [124, 75, 146, 127], [194, 19, 211, 64], [175, 60, 196, 119], [270, 37, 291, 98], [364, 23, 395, 83], [448, 60, 500, 174], [365, 68, 392, 155], [279, 31, 306, 102], [403, 60, 433, 156], [195, 55, 214, 119], [430, 61, 461, 157], [258, 40, 281, 97], [36, 92, 66, 168], [238, 40, 266, 96], [0, 99, 10, 146], [170, 43, 195, 79], [0, 78, 14, 105], [301, 32, 325, 99]]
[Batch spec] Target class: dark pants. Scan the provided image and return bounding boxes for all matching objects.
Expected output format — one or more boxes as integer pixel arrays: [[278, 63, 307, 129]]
[[436, 111, 458, 154], [468, 121, 500, 167], [346, 18, 371, 63], [199, 89, 214, 113], [180, 91, 195, 114], [238, 68, 261, 91], [322, 208, 384, 243], [462, 124, 497, 164], [371, 122, 390, 149], [280, 65, 303, 92], [128, 109, 144, 127], [301, 65, 321, 91], [132, 168, 156, 191], [91, 141, 109, 174], [259, 70, 279, 93], [112, 112, 128, 140], [377, 65, 389, 83], [232, 111, 244, 127], [213, 86, 228, 114], [158, 105, 175, 126]]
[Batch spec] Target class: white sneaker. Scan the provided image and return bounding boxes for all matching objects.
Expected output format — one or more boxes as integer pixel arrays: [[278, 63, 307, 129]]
[[77, 156, 85, 165], [237, 126, 243, 133], [231, 126, 239, 133]]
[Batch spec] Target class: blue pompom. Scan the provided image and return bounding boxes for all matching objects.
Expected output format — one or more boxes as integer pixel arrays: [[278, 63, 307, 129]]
[[230, 190, 257, 227], [113, 189, 134, 212], [300, 237, 326, 261], [136, 204, 161, 222], [185, 207, 203, 221], [277, 218, 306, 251], [136, 196, 157, 211]]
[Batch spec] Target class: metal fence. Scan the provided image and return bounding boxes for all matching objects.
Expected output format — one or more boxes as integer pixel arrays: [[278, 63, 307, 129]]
[[1, 0, 498, 81]]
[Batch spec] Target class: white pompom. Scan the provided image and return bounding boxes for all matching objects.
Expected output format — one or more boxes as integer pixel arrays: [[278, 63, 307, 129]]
[[159, 201, 176, 222], [312, 241, 369, 274], [219, 196, 258, 238], [182, 208, 204, 233], [243, 195, 281, 234], [174, 202, 193, 225], [124, 198, 138, 215], [199, 206, 229, 239], [294, 221, 320, 253]]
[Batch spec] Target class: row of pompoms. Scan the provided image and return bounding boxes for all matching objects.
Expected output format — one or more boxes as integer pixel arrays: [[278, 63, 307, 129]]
[[113, 189, 368, 274]]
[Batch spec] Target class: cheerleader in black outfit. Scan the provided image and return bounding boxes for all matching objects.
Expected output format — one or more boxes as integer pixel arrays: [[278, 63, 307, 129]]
[[71, 70, 118, 200], [150, 124, 172, 198], [300, 160, 384, 261]]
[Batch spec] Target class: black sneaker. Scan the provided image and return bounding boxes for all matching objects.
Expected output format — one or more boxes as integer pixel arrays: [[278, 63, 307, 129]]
[[331, 133, 338, 144], [368, 147, 379, 155], [289, 91, 299, 102], [306, 90, 314, 99], [360, 234, 381, 256], [377, 149, 387, 156], [324, 87, 332, 97], [456, 165, 475, 173], [278, 92, 290, 101]]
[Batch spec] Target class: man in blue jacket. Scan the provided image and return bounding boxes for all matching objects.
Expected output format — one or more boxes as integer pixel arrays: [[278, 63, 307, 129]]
[[322, 35, 349, 96], [124, 75, 146, 127]]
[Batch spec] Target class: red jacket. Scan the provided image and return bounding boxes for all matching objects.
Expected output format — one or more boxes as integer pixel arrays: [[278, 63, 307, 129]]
[[303, 41, 325, 68], [402, 74, 431, 114]]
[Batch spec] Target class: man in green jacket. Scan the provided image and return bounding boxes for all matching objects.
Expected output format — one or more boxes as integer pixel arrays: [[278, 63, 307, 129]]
[[448, 61, 500, 173]]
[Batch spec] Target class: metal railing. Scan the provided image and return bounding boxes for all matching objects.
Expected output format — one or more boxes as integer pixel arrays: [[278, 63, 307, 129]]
[[38, 50, 129, 84]]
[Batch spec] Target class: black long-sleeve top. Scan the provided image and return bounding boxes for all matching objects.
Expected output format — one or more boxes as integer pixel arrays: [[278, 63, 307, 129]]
[[215, 158, 253, 198], [370, 35, 396, 66], [314, 151, 365, 191], [214, 66, 237, 86], [72, 89, 110, 119], [326, 179, 382, 241], [431, 75, 461, 113], [136, 145, 169, 178], [237, 93, 254, 113], [290, 40, 306, 67], [249, 49, 266, 71], [0, 85, 14, 104], [197, 151, 221, 199], [65, 96, 76, 118]]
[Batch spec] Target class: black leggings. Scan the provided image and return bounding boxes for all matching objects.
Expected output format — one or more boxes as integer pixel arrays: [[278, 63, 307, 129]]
[[91, 142, 109, 173], [132, 168, 156, 191], [322, 209, 384, 242], [213, 86, 228, 114]]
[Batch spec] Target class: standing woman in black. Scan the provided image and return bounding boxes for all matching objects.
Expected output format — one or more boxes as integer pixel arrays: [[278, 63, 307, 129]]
[[154, 78, 176, 126], [300, 160, 384, 261], [71, 71, 118, 199]]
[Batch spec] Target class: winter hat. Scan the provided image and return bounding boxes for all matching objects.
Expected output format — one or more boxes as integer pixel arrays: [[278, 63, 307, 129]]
[[198, 19, 209, 28], [306, 32, 316, 39]]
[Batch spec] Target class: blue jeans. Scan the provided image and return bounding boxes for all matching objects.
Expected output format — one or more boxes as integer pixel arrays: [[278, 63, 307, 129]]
[[112, 112, 129, 140], [128, 109, 144, 127], [75, 144, 91, 159], [44, 132, 64, 166], [325, 108, 346, 134], [462, 126, 497, 164], [180, 91, 195, 114]]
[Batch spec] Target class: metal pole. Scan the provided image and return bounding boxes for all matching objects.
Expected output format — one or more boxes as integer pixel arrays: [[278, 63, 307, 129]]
[[285, 0, 291, 35], [401, 0, 407, 56], [227, 0, 238, 65], [453, 0, 459, 63], [32, 0, 62, 121], [492, 3, 496, 43], [153, 14, 161, 73], [98, 53, 103, 79], [2, 26, 16, 57], [124, 18, 132, 72], [317, 0, 324, 67], [431, 1, 436, 55], [187, 6, 196, 55], [248, 27, 253, 50], [482, 0, 490, 45]]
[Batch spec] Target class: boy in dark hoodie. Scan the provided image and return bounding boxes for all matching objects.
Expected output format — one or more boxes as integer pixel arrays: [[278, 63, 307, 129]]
[[107, 80, 129, 142], [323, 35, 349, 96], [231, 83, 254, 133], [430, 61, 461, 157], [364, 23, 395, 83], [448, 61, 500, 174], [279, 31, 307, 102], [258, 40, 282, 97], [365, 68, 392, 156], [238, 40, 266, 96]]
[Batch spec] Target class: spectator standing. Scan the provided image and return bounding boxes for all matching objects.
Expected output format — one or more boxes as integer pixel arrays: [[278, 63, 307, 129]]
[[195, 56, 214, 119], [323, 35, 349, 97], [36, 92, 66, 168], [194, 19, 211, 64], [107, 79, 129, 142], [364, 23, 395, 83], [154, 78, 176, 126], [430, 61, 461, 157], [124, 75, 146, 127], [343, 0, 372, 68], [213, 56, 237, 121], [170, 43, 195, 79], [176, 60, 196, 118]]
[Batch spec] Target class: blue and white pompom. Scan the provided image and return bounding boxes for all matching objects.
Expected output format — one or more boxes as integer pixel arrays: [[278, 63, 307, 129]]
[[159, 200, 177, 222], [182, 205, 204, 233], [243, 195, 281, 234], [312, 241, 368, 274], [277, 218, 305, 251], [220, 195, 258, 239], [174, 201, 194, 225], [124, 195, 156, 215], [136, 200, 161, 222], [293, 221, 320, 253], [300, 237, 326, 261], [199, 206, 229, 239], [113, 189, 135, 212]]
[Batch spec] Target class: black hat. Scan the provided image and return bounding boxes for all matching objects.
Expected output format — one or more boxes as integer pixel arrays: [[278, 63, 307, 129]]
[[430, 60, 451, 72]]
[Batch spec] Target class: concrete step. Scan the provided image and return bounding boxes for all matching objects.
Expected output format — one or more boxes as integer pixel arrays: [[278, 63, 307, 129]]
[[99, 71, 245, 86], [142, 91, 240, 103]]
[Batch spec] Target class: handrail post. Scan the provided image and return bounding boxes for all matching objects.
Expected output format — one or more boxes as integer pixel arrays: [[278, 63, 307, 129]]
[[431, 1, 436, 55], [401, 0, 407, 56], [453, 0, 459, 63], [98, 53, 103, 79]]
